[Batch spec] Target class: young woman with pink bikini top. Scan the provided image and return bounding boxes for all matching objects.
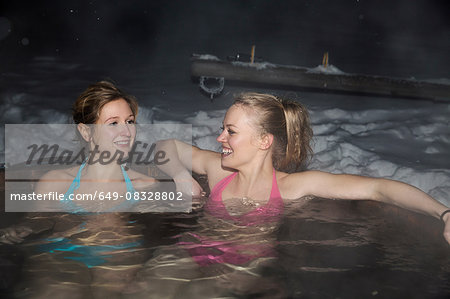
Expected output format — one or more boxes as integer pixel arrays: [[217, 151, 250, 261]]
[[157, 92, 450, 249]]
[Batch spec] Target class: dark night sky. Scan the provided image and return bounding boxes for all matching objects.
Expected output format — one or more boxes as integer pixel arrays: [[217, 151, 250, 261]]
[[1, 0, 449, 82]]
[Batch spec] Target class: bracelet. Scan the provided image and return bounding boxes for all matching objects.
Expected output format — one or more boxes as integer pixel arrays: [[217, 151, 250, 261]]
[[440, 209, 450, 222]]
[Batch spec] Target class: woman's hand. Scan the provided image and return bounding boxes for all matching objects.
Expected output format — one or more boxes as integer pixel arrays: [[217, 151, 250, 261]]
[[192, 180, 208, 211], [174, 174, 203, 196], [0, 225, 32, 244], [174, 175, 206, 211]]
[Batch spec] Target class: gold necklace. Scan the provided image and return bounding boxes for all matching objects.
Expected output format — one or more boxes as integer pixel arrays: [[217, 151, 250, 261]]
[[240, 197, 260, 207]]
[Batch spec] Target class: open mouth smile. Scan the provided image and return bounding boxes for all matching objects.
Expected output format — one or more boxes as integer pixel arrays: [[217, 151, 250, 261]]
[[114, 140, 131, 147], [222, 147, 233, 157]]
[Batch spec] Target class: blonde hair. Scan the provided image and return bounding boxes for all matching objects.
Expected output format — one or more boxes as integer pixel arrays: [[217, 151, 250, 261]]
[[233, 92, 313, 172], [72, 80, 138, 124]]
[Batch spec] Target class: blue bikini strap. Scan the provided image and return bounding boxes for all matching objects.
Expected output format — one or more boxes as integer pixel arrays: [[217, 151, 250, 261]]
[[62, 161, 87, 213], [63, 160, 87, 201], [121, 164, 137, 194]]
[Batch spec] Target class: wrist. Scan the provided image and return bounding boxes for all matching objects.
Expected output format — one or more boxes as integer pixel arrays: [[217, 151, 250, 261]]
[[440, 209, 450, 223]]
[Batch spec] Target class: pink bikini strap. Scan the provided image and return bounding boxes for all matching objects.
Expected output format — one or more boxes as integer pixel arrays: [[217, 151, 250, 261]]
[[209, 171, 237, 202], [211, 169, 281, 201], [270, 168, 282, 199]]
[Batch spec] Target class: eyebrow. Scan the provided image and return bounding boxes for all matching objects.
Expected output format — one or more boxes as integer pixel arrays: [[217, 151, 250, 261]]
[[222, 121, 235, 127], [105, 114, 135, 122]]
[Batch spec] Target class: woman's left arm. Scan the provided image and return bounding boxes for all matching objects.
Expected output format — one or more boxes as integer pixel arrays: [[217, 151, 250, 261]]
[[283, 170, 450, 244]]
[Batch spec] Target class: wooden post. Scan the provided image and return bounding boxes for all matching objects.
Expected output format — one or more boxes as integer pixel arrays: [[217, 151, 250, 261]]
[[322, 52, 329, 68], [250, 45, 255, 64]]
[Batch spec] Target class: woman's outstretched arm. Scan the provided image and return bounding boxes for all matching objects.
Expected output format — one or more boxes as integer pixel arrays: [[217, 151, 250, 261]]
[[281, 170, 450, 244]]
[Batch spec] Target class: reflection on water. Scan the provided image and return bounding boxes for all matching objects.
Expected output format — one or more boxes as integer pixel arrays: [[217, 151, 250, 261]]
[[7, 213, 153, 299], [278, 199, 450, 298], [1, 198, 450, 298], [122, 210, 286, 298]]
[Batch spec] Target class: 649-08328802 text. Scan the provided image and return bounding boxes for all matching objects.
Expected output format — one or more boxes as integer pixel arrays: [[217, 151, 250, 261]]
[[9, 191, 185, 201]]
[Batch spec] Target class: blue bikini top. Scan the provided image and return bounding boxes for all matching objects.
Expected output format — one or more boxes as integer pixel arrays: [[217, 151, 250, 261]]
[[62, 161, 137, 213]]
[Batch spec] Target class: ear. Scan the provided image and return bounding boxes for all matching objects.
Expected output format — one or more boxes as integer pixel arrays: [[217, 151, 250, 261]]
[[77, 123, 91, 142], [260, 133, 274, 150]]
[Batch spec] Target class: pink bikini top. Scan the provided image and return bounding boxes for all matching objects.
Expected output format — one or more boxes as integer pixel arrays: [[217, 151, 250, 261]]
[[204, 169, 284, 226]]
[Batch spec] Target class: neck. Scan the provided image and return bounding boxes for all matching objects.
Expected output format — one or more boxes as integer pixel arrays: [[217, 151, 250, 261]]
[[233, 160, 273, 197], [83, 159, 125, 180]]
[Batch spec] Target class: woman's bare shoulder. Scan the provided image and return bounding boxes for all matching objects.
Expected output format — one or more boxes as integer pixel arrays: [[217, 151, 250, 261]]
[[35, 167, 78, 194], [277, 170, 325, 199], [40, 167, 78, 179], [203, 157, 235, 191]]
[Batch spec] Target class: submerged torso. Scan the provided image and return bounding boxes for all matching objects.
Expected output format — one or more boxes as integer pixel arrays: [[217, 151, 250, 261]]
[[180, 169, 285, 266]]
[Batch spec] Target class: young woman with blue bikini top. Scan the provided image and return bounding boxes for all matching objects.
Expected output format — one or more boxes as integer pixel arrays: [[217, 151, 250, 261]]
[[35, 81, 156, 213], [0, 81, 157, 297], [31, 81, 156, 271], [0, 81, 155, 241]]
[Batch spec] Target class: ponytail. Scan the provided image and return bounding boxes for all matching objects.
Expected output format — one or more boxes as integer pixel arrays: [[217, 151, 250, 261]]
[[280, 100, 313, 172]]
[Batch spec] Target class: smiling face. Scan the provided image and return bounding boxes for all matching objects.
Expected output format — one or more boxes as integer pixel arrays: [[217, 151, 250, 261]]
[[216, 104, 267, 170], [89, 98, 136, 159]]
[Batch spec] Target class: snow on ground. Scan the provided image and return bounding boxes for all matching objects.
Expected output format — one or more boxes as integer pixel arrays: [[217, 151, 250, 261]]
[[166, 97, 450, 206], [1, 57, 449, 206]]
